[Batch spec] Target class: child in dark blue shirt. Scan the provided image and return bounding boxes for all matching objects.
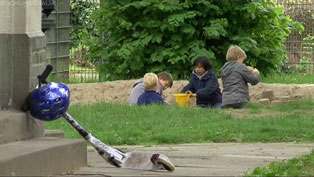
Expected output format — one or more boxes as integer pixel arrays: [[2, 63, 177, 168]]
[[137, 73, 165, 105], [181, 56, 222, 108]]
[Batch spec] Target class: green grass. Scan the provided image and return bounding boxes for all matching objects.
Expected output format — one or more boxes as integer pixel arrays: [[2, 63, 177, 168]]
[[45, 98, 314, 146], [261, 73, 314, 84], [247, 150, 314, 176]]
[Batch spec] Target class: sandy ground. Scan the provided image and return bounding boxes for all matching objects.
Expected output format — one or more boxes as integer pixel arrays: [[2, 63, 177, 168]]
[[68, 80, 314, 106]]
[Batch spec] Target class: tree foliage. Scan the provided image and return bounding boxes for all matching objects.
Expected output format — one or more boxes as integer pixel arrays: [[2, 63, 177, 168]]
[[85, 0, 303, 80], [70, 0, 99, 48]]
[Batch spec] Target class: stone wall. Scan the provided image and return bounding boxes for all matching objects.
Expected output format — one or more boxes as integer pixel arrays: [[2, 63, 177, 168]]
[[0, 0, 46, 145]]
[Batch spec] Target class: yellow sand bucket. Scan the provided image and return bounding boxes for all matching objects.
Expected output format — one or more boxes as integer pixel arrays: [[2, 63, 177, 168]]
[[173, 93, 191, 107]]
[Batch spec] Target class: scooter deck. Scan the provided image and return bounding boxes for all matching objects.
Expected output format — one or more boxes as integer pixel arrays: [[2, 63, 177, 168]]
[[121, 152, 175, 171]]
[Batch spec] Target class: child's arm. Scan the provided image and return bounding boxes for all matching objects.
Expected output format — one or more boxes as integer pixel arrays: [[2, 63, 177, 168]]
[[185, 90, 196, 97], [239, 65, 260, 85], [181, 79, 195, 93]]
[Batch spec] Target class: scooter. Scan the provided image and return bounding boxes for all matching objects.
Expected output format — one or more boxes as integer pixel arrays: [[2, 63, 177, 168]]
[[24, 65, 175, 172]]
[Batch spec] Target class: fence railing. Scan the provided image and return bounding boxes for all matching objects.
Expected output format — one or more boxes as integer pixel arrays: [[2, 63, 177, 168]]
[[46, 0, 71, 79], [278, 0, 314, 74], [69, 42, 100, 83], [68, 0, 100, 83]]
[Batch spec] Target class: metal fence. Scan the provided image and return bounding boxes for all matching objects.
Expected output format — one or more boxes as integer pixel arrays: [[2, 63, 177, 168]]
[[277, 0, 314, 73], [68, 0, 100, 83], [66, 0, 314, 83], [46, 0, 71, 79]]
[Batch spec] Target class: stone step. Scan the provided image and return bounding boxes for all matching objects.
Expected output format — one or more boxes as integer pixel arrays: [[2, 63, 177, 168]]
[[44, 129, 64, 138], [0, 137, 87, 176], [0, 111, 45, 145]]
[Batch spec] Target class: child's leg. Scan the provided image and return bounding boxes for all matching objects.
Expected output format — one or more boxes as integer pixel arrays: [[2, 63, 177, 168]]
[[222, 102, 246, 109], [212, 102, 222, 109]]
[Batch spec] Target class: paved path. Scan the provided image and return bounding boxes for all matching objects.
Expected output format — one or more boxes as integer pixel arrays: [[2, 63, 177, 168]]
[[69, 143, 314, 176]]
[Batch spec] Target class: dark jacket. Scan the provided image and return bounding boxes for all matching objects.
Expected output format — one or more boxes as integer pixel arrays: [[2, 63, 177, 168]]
[[181, 70, 222, 107], [137, 90, 164, 105], [219, 61, 260, 106]]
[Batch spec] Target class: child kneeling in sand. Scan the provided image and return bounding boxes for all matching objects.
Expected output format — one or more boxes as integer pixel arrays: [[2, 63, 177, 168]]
[[181, 56, 222, 108], [220, 45, 260, 109], [129, 72, 172, 106], [137, 73, 165, 105]]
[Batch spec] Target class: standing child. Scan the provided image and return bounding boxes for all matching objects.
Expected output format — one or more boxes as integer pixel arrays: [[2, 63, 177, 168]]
[[181, 56, 222, 108], [137, 73, 165, 105], [129, 72, 173, 105], [220, 45, 260, 109]]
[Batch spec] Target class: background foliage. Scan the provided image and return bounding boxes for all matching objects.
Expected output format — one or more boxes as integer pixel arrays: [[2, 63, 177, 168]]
[[84, 0, 303, 80], [70, 0, 99, 48]]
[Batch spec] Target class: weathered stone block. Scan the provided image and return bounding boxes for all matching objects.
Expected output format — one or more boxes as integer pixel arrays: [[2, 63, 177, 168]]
[[0, 138, 87, 176], [271, 100, 282, 105], [0, 33, 46, 110], [258, 98, 270, 105], [292, 94, 303, 99], [0, 111, 44, 145], [278, 96, 291, 102], [261, 89, 275, 101]]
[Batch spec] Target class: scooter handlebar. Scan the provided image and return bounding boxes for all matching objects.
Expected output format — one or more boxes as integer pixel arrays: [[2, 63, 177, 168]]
[[38, 64, 53, 84]]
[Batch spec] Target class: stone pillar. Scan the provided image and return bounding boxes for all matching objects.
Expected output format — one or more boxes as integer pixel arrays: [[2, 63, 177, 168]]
[[0, 0, 46, 144]]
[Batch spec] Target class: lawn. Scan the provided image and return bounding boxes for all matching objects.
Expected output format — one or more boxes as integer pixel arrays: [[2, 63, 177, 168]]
[[46, 98, 314, 145], [261, 73, 314, 84]]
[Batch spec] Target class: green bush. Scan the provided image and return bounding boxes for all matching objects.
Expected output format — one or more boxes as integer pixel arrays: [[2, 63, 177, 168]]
[[70, 0, 99, 48], [85, 0, 303, 80]]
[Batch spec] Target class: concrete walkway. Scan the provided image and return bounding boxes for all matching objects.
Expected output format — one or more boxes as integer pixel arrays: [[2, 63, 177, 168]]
[[62, 142, 314, 176]]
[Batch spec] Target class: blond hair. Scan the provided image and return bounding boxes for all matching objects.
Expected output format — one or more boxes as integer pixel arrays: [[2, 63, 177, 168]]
[[143, 73, 158, 90], [226, 45, 247, 61]]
